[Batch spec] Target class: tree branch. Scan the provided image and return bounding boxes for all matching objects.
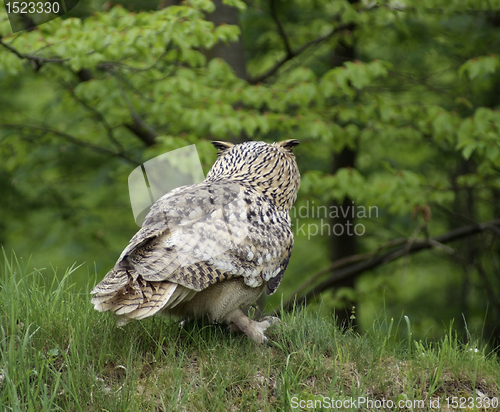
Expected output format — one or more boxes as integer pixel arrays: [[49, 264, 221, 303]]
[[61, 66, 158, 148], [248, 22, 353, 84], [0, 37, 69, 64], [1, 36, 161, 148], [250, 1, 494, 85], [1, 123, 141, 165], [113, 71, 159, 146], [285, 237, 407, 300], [124, 122, 158, 147], [269, 0, 292, 57], [281, 219, 500, 312], [61, 78, 128, 154]]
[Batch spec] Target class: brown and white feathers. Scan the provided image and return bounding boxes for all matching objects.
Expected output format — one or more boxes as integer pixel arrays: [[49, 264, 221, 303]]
[[91, 140, 300, 343]]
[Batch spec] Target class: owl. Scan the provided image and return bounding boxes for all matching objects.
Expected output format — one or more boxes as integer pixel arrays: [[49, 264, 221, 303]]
[[91, 140, 300, 343]]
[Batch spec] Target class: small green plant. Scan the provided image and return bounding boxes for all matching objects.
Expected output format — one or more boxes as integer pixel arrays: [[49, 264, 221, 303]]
[[349, 305, 357, 332], [404, 314, 413, 357]]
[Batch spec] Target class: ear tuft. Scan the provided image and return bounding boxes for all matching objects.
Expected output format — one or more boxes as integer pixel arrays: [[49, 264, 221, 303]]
[[211, 141, 234, 154], [277, 139, 300, 152]]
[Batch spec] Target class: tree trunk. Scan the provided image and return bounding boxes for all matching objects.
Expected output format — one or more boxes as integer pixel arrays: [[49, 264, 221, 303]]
[[203, 0, 248, 81], [329, 0, 358, 328]]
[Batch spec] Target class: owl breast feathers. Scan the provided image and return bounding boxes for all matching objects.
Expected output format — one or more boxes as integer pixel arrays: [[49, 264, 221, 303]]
[[91, 140, 300, 343]]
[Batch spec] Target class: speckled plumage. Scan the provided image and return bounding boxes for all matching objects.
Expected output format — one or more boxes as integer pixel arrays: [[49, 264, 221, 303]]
[[91, 140, 300, 343]]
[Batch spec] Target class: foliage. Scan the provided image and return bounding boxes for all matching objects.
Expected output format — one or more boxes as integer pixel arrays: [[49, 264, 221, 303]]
[[0, 0, 499, 341]]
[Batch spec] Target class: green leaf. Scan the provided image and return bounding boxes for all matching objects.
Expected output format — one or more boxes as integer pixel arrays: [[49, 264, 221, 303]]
[[459, 55, 500, 80], [222, 0, 247, 10], [462, 143, 476, 160]]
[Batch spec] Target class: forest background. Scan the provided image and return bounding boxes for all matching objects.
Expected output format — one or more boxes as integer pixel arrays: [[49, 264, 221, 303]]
[[1, 0, 500, 346]]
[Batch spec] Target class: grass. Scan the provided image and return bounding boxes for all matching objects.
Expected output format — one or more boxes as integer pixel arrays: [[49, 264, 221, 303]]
[[0, 253, 499, 411]]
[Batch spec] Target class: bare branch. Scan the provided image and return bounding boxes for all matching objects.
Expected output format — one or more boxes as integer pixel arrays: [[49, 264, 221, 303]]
[[484, 223, 500, 237], [281, 219, 500, 312], [427, 239, 455, 254], [285, 237, 407, 300]]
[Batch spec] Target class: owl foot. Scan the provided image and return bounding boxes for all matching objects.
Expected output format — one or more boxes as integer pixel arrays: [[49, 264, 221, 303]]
[[226, 310, 280, 344]]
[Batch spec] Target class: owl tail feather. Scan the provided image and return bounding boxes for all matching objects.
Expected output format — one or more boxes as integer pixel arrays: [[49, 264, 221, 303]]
[[124, 282, 178, 320], [92, 281, 194, 327]]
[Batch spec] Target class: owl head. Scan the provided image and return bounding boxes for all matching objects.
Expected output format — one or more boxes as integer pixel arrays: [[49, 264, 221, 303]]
[[206, 140, 300, 211]]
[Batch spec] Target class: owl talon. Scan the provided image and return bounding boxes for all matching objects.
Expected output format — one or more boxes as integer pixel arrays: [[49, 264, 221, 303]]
[[225, 309, 279, 344], [259, 316, 280, 327]]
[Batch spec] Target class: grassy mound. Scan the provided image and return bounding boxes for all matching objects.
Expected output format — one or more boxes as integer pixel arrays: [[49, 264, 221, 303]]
[[0, 254, 498, 411]]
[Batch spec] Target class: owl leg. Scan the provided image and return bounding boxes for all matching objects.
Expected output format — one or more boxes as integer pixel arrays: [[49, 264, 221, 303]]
[[224, 309, 276, 344]]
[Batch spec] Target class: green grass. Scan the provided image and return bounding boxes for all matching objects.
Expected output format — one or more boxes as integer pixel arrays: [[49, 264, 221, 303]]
[[0, 253, 499, 411]]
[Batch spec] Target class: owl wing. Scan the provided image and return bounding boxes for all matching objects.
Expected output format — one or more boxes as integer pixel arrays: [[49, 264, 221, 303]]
[[91, 181, 293, 297], [210, 191, 294, 295]]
